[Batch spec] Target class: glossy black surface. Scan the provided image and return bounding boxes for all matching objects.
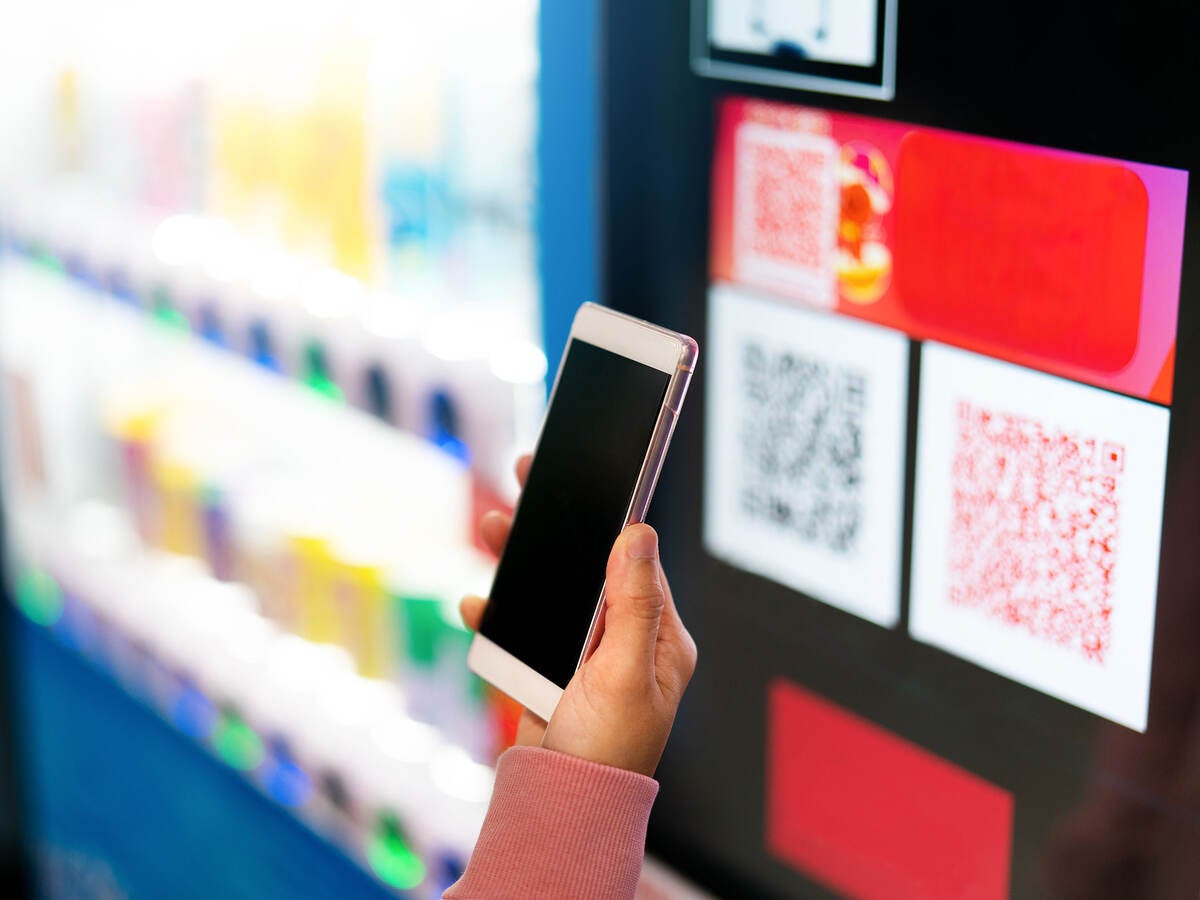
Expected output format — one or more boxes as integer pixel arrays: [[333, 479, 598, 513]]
[[480, 339, 669, 688], [603, 2, 1200, 897]]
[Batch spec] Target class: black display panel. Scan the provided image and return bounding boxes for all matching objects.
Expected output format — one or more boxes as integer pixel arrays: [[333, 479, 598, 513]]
[[480, 338, 669, 688], [604, 2, 1200, 897]]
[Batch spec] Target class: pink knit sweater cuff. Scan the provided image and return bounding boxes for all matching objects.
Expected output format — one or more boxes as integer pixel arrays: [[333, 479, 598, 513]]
[[444, 746, 660, 899]]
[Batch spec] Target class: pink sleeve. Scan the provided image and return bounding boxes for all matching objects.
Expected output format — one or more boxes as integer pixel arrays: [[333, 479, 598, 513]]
[[444, 746, 659, 899]]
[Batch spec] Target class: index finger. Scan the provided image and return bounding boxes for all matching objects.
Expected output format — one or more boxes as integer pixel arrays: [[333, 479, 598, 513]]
[[515, 453, 532, 487], [459, 594, 487, 632]]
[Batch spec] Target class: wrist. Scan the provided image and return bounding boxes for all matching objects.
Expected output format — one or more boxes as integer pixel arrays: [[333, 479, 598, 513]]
[[542, 728, 665, 778]]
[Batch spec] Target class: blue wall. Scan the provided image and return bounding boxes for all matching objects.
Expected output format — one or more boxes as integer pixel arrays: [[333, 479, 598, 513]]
[[12, 612, 394, 899], [538, 0, 601, 389]]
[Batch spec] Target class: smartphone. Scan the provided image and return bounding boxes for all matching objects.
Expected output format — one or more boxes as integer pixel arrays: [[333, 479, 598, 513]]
[[467, 303, 697, 720]]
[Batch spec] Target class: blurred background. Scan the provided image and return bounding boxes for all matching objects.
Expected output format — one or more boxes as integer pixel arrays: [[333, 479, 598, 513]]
[[2, 1, 1199, 898], [0, 1, 616, 897]]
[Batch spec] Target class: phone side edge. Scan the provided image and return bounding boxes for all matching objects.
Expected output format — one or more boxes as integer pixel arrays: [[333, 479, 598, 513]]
[[575, 357, 696, 669]]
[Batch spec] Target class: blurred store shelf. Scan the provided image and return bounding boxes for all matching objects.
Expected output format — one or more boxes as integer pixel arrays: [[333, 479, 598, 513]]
[[0, 186, 712, 899]]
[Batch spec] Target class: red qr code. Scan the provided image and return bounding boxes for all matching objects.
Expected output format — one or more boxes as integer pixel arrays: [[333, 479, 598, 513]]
[[734, 127, 837, 302], [948, 401, 1121, 663]]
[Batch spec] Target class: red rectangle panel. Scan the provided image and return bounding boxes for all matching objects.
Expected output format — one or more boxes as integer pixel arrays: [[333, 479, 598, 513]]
[[709, 98, 1187, 403], [894, 130, 1148, 373], [766, 679, 1014, 900]]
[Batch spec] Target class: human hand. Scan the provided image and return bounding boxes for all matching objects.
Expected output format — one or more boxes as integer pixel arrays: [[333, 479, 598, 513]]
[[459, 454, 698, 778]]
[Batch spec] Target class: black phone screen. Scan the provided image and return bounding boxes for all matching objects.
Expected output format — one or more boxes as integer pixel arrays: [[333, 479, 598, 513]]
[[479, 337, 671, 688]]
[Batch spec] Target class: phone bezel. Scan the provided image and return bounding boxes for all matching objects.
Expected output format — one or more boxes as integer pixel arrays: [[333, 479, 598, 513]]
[[467, 302, 698, 723]]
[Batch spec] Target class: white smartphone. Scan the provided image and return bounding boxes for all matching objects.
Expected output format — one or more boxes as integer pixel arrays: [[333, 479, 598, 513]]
[[467, 303, 698, 721]]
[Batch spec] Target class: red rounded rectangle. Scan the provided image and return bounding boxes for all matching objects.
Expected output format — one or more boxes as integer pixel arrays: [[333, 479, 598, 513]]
[[894, 131, 1148, 373], [766, 679, 1014, 900]]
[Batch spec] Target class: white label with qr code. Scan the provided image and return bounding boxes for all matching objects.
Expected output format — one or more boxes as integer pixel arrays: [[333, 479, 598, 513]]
[[704, 283, 909, 626], [910, 343, 1168, 732], [733, 123, 840, 308]]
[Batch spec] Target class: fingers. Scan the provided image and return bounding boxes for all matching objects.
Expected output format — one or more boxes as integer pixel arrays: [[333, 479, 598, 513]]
[[459, 594, 486, 632], [598, 524, 666, 675], [479, 510, 512, 556], [478, 453, 531, 555], [516, 708, 548, 747], [649, 561, 698, 696]]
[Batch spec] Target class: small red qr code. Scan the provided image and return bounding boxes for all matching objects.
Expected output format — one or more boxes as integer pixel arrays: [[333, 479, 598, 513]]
[[735, 129, 836, 284], [948, 401, 1121, 663]]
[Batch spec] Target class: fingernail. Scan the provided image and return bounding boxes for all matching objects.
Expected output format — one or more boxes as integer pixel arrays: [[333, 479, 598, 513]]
[[626, 527, 657, 560]]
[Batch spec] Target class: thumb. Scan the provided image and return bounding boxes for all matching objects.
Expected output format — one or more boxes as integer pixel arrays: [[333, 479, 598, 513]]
[[599, 524, 665, 672]]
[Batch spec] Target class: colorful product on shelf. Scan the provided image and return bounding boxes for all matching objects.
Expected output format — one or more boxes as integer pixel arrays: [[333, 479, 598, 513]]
[[0, 227, 509, 764], [8, 514, 487, 900], [0, 191, 544, 507]]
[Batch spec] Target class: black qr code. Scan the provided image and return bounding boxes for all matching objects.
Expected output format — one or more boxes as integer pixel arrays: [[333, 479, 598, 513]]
[[739, 341, 866, 554]]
